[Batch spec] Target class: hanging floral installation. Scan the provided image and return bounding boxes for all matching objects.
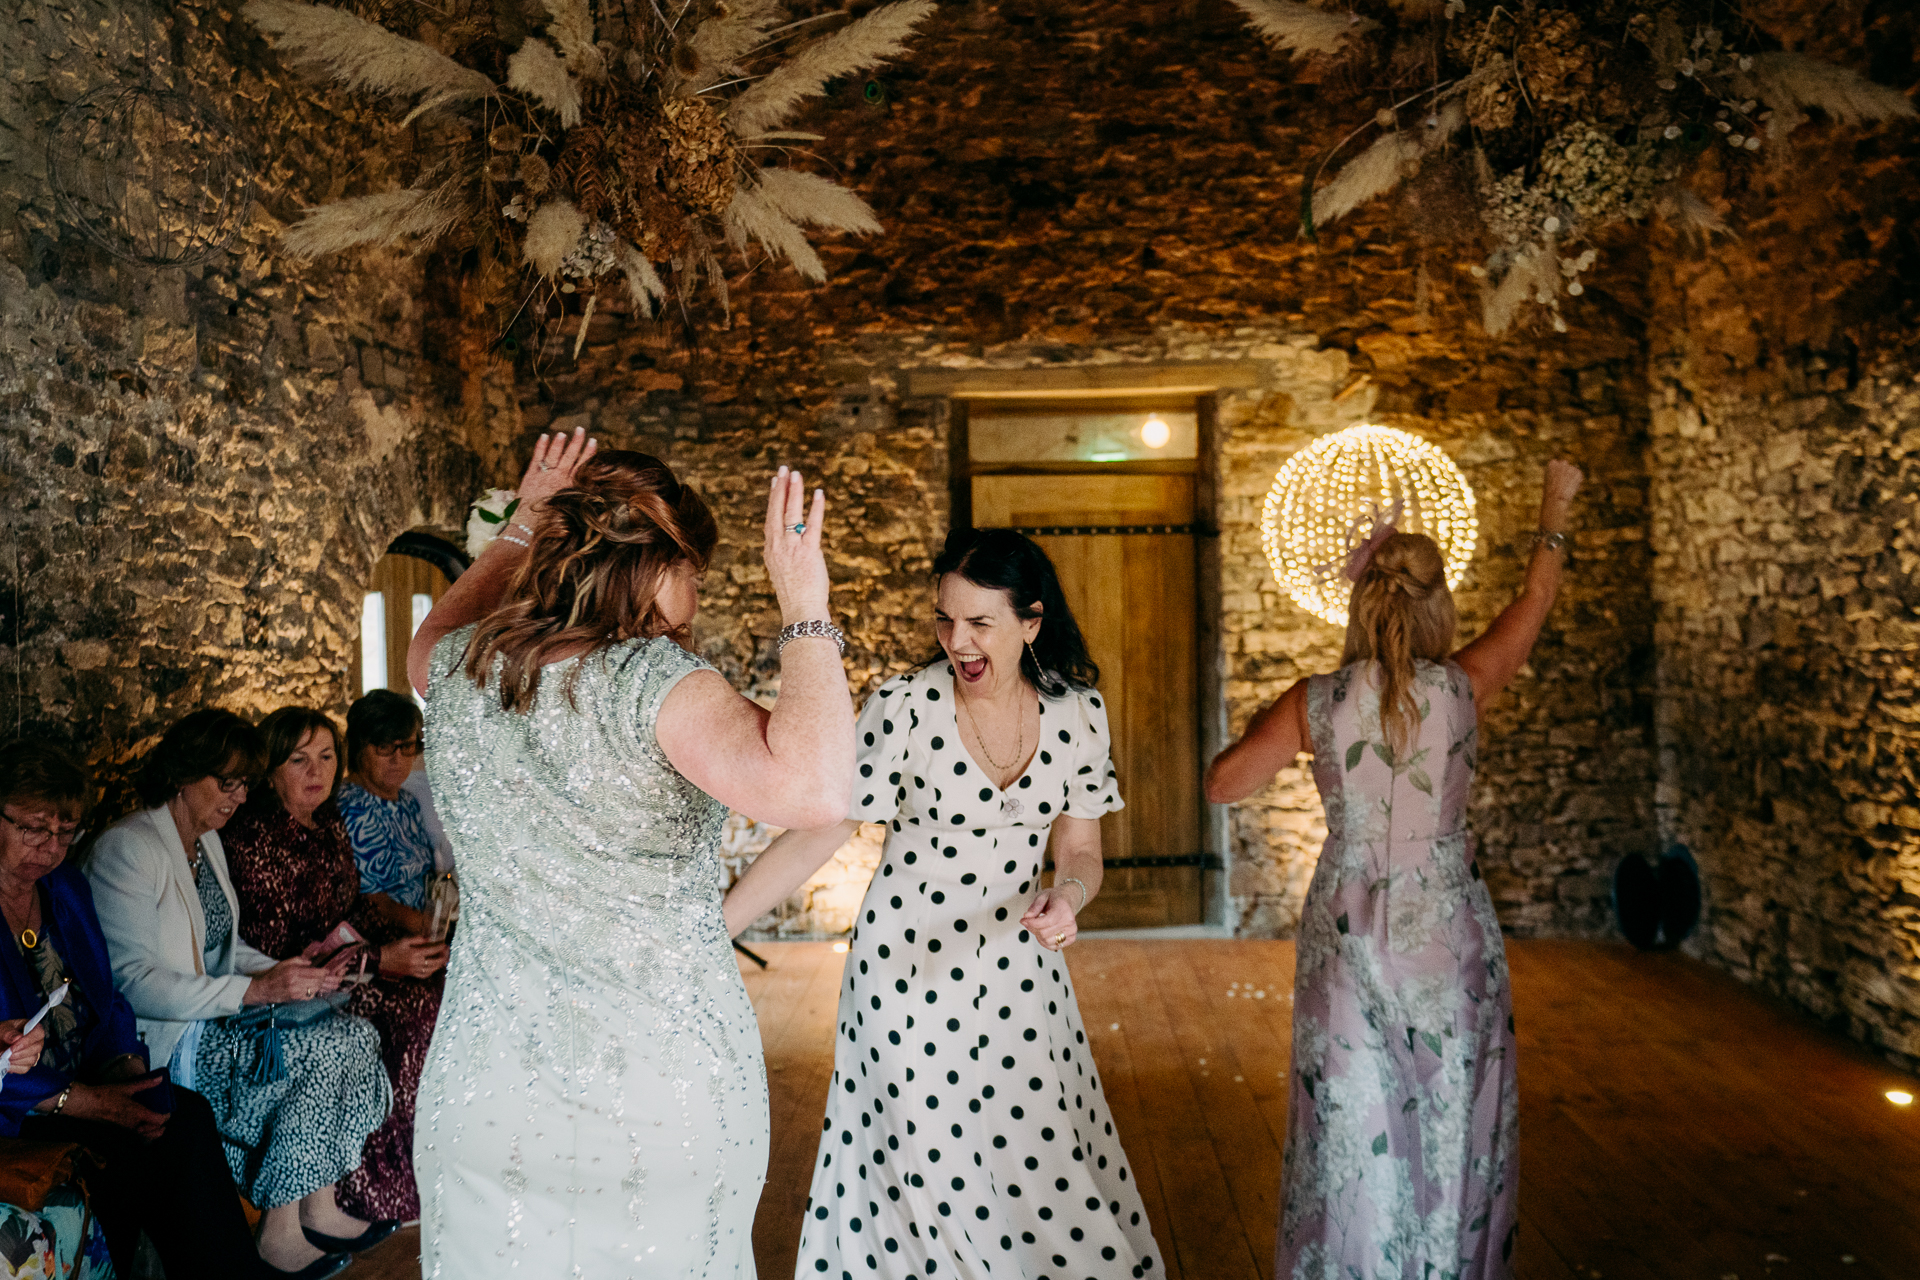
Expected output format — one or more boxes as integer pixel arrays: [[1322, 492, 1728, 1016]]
[[244, 0, 935, 350], [1231, 1, 1916, 334]]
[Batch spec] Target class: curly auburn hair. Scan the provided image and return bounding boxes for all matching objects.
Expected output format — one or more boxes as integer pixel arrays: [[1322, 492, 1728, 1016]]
[[1341, 532, 1459, 755], [461, 450, 718, 714]]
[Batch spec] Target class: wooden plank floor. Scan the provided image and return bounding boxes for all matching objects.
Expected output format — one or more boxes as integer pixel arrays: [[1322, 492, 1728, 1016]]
[[345, 938, 1920, 1280]]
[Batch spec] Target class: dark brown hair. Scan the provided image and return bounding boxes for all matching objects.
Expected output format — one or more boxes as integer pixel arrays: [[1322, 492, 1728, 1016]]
[[346, 690, 422, 775], [249, 707, 346, 813], [930, 528, 1099, 696], [134, 709, 267, 808], [1340, 532, 1459, 755], [461, 450, 718, 713], [0, 740, 91, 823]]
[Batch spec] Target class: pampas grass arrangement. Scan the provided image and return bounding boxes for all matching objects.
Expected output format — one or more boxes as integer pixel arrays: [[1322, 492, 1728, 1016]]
[[1232, 0, 1918, 335], [246, 0, 938, 353], [1230, 0, 1372, 60]]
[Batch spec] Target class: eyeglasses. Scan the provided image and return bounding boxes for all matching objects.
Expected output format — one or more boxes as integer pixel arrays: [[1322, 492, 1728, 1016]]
[[212, 775, 252, 796], [371, 738, 425, 759], [0, 811, 80, 848]]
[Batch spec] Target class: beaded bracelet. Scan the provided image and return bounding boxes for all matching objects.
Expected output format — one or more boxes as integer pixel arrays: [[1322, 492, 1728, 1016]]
[[778, 619, 846, 655], [497, 531, 531, 549]]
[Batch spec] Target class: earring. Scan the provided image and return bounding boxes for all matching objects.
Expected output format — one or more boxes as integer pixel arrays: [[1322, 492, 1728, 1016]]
[[1024, 637, 1040, 672]]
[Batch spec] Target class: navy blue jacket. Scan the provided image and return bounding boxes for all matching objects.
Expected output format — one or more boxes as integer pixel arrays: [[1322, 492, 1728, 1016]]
[[0, 862, 144, 1135]]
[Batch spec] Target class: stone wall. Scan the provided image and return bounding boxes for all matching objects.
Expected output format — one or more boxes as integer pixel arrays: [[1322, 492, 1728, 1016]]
[[1646, 88, 1920, 1070], [0, 0, 493, 803]]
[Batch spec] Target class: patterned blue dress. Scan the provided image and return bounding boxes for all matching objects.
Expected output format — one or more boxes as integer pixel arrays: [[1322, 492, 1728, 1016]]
[[339, 783, 437, 912]]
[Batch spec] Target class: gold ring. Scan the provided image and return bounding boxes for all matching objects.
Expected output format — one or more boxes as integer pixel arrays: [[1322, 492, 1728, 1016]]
[[1052, 933, 1065, 945]]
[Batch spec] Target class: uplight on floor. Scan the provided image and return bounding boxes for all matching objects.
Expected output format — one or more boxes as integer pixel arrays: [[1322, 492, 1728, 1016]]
[[832, 941, 849, 953], [1886, 1090, 1913, 1105]]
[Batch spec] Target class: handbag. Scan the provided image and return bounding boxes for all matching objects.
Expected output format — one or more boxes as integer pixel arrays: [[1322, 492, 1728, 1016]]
[[223, 992, 350, 1085], [0, 1140, 81, 1214]]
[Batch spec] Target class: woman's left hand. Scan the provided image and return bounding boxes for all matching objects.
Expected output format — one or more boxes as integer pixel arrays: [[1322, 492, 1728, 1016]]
[[1021, 888, 1079, 952], [515, 426, 598, 513], [0, 1019, 44, 1073]]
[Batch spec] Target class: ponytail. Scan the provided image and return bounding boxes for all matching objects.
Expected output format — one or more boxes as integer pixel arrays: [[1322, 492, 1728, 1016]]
[[1340, 533, 1457, 755]]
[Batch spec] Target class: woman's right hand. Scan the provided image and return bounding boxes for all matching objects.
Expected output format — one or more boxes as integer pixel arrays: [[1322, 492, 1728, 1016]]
[[0, 1019, 44, 1074], [380, 937, 450, 979], [59, 1081, 168, 1140], [1540, 459, 1584, 531], [763, 466, 831, 627], [243, 957, 340, 1005]]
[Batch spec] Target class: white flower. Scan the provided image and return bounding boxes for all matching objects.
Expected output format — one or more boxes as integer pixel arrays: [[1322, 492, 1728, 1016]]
[[466, 487, 523, 558], [1679, 59, 1694, 76], [1744, 136, 1762, 150], [1714, 120, 1733, 133], [1543, 215, 1561, 233], [1728, 133, 1745, 146], [502, 195, 527, 222], [1664, 125, 1683, 139], [1738, 55, 1754, 71]]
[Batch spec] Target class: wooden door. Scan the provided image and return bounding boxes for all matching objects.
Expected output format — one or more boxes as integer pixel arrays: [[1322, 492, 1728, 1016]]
[[970, 473, 1202, 928]]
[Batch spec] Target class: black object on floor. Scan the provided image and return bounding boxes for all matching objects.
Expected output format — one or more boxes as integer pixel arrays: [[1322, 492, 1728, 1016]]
[[1613, 844, 1701, 949]]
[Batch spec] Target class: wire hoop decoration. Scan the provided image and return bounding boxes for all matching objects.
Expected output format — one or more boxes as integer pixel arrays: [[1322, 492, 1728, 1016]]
[[47, 82, 257, 269]]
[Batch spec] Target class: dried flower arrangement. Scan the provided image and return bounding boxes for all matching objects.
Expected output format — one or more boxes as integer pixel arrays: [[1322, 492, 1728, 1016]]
[[1232, 1, 1916, 334], [245, 0, 935, 350]]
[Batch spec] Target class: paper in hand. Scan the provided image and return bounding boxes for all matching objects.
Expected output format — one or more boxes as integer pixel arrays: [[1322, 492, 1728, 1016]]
[[0, 982, 70, 1087]]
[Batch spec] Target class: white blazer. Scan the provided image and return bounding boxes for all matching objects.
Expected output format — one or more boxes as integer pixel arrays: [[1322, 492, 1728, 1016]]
[[85, 805, 275, 1067]]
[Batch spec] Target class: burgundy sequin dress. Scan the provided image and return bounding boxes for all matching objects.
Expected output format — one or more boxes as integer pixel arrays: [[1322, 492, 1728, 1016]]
[[224, 802, 445, 1221]]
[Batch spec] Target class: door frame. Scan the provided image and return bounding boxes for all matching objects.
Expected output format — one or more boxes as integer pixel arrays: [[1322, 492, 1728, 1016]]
[[943, 389, 1230, 928]]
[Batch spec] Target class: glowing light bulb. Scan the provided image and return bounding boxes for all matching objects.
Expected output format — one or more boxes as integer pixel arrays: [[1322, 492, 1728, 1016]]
[[1141, 414, 1171, 449], [831, 941, 850, 954], [1259, 424, 1478, 626], [1888, 1090, 1914, 1105]]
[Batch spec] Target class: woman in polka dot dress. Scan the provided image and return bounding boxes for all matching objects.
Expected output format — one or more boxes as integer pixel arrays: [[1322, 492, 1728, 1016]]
[[725, 528, 1163, 1280]]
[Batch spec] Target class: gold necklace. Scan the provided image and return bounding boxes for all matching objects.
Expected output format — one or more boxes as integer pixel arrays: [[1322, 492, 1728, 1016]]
[[959, 691, 1026, 775]]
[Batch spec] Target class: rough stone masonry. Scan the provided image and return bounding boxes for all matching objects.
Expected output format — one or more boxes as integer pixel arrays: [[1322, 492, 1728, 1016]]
[[0, 0, 1916, 1071]]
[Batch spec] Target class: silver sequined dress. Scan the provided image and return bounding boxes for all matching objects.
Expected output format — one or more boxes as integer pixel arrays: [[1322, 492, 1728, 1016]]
[[416, 628, 767, 1279]]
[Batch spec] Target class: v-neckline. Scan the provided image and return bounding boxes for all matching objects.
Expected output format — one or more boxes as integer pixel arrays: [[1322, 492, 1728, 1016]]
[[941, 664, 1042, 795]]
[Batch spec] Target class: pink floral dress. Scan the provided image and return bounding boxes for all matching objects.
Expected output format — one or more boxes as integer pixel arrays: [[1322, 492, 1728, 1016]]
[[1279, 659, 1518, 1280]]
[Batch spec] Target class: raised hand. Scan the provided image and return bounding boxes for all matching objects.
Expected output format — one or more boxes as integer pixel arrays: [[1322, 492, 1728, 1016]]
[[762, 466, 831, 628], [1540, 459, 1583, 532], [517, 426, 600, 513]]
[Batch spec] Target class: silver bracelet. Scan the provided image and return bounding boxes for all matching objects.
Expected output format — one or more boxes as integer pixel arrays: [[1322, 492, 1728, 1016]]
[[1530, 529, 1570, 554], [510, 520, 537, 538], [497, 531, 531, 549], [1058, 876, 1088, 913], [777, 619, 846, 655]]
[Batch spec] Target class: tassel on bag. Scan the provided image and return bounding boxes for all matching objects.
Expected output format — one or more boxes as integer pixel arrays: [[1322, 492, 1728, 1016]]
[[247, 1009, 288, 1086]]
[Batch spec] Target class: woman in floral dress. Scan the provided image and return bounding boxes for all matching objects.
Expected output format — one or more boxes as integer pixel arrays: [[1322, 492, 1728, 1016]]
[[225, 706, 447, 1225], [1207, 460, 1583, 1279]]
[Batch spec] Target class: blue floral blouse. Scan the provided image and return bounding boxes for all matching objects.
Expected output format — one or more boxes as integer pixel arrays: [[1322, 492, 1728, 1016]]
[[337, 782, 436, 911]]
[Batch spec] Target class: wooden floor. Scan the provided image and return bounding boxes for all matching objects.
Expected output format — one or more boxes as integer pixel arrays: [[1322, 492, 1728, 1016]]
[[347, 938, 1920, 1280]]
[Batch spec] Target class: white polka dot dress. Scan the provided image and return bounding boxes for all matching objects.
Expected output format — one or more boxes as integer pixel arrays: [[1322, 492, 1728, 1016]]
[[797, 663, 1163, 1280]]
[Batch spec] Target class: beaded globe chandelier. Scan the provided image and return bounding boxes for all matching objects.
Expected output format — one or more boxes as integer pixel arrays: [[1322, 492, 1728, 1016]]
[[1261, 424, 1478, 626]]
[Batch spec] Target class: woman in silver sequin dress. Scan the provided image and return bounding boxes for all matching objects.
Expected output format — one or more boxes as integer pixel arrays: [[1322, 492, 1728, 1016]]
[[406, 430, 855, 1279]]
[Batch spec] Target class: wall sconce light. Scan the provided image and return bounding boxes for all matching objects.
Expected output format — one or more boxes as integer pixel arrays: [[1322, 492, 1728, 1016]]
[[1141, 414, 1171, 449]]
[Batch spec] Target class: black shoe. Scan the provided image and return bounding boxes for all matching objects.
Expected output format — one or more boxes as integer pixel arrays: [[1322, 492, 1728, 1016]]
[[261, 1253, 352, 1280], [301, 1218, 402, 1253]]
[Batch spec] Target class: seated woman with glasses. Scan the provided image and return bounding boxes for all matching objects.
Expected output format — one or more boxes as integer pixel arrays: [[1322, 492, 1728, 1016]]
[[87, 710, 395, 1280], [225, 706, 446, 1226], [0, 739, 270, 1279], [338, 692, 437, 938]]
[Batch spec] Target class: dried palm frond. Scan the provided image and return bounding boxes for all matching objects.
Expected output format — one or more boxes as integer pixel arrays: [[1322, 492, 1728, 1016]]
[[1230, 0, 1374, 59], [509, 39, 583, 128], [1736, 52, 1916, 133], [691, 0, 804, 80], [724, 182, 827, 281], [243, 0, 493, 121], [1652, 183, 1734, 246], [749, 167, 882, 235], [525, 198, 585, 275], [1480, 241, 1559, 335], [1311, 102, 1465, 229], [730, 0, 938, 135], [617, 240, 665, 314], [282, 185, 468, 257], [542, 0, 605, 81]]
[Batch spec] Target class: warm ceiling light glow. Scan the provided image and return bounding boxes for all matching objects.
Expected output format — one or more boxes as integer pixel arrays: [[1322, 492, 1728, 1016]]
[[1260, 424, 1478, 626], [1889, 1090, 1914, 1105], [1141, 414, 1172, 449]]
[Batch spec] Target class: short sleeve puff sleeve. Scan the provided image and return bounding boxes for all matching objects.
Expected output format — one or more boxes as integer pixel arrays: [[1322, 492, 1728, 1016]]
[[1060, 688, 1124, 817], [849, 675, 922, 825]]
